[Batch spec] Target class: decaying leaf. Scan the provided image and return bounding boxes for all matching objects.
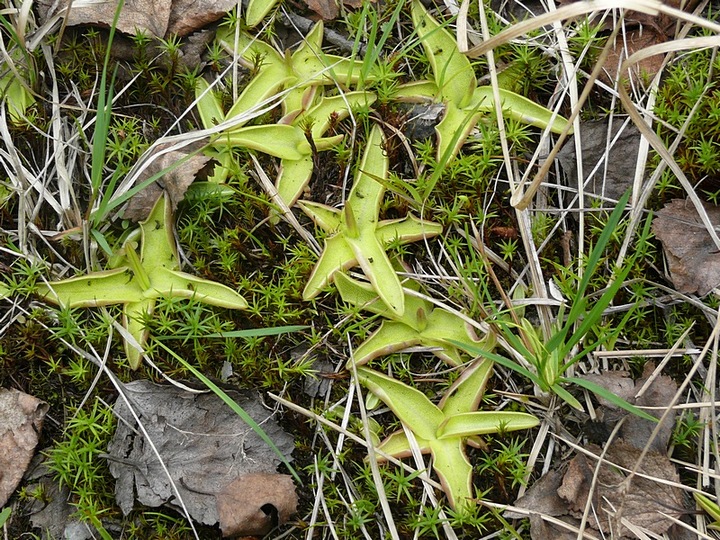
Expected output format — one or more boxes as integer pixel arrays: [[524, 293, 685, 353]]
[[515, 441, 683, 538], [217, 473, 297, 537], [653, 199, 720, 296], [513, 365, 684, 538], [565, 441, 683, 536], [581, 363, 678, 452], [557, 120, 641, 205], [36, 0, 238, 38], [305, 0, 339, 20], [107, 380, 295, 526], [0, 388, 48, 507], [123, 145, 209, 221]]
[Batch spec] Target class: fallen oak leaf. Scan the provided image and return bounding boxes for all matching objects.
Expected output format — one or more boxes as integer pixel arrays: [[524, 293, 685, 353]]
[[107, 380, 295, 525], [304, 0, 339, 20]]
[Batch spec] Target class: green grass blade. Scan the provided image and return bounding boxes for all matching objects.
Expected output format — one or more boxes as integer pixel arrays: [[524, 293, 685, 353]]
[[566, 376, 657, 422], [546, 190, 631, 352]]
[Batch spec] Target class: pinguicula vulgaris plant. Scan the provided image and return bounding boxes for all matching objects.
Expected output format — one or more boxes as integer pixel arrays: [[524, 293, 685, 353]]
[[394, 0, 570, 164], [335, 271, 495, 367], [299, 125, 442, 316], [37, 194, 248, 369], [357, 359, 539, 513]]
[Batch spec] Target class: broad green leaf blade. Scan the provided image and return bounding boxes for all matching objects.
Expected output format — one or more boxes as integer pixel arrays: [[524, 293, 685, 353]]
[[376, 429, 430, 460], [411, 0, 476, 106], [346, 233, 405, 315], [356, 367, 444, 440], [422, 310, 487, 356], [437, 411, 539, 439], [221, 125, 311, 160], [393, 80, 440, 101], [435, 97, 481, 164], [276, 156, 313, 208], [429, 438, 474, 512], [313, 134, 345, 152], [195, 78, 225, 130], [302, 92, 377, 138], [123, 298, 154, 370], [225, 68, 290, 122], [216, 27, 279, 66], [245, 0, 280, 27], [566, 376, 658, 422], [376, 214, 443, 244], [37, 268, 144, 307], [350, 320, 420, 367], [470, 87, 570, 134], [148, 268, 248, 309], [439, 358, 494, 416], [293, 47, 367, 87], [302, 235, 356, 300], [334, 272, 399, 320], [139, 194, 177, 275], [298, 200, 342, 232], [347, 125, 388, 223]]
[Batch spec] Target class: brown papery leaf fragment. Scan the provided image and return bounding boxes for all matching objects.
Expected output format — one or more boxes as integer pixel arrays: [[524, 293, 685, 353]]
[[0, 388, 48, 507], [217, 473, 297, 537], [305, 0, 339, 20], [36, 0, 238, 38], [653, 199, 720, 296], [123, 145, 209, 221], [581, 363, 677, 452], [559, 441, 683, 537]]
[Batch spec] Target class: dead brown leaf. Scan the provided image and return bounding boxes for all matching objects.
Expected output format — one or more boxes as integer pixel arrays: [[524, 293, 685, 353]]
[[603, 27, 668, 83], [581, 363, 678, 452], [557, 120, 641, 206], [564, 441, 683, 537], [305, 0, 339, 21], [36, 0, 237, 38], [653, 199, 720, 296], [0, 388, 48, 507], [217, 473, 297, 537], [123, 145, 209, 221], [515, 441, 684, 538], [107, 380, 295, 525]]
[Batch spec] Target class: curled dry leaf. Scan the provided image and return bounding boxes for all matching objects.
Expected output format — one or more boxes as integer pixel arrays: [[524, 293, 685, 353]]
[[653, 199, 720, 296], [36, 0, 238, 38], [217, 473, 297, 537], [0, 388, 48, 507], [107, 380, 295, 525]]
